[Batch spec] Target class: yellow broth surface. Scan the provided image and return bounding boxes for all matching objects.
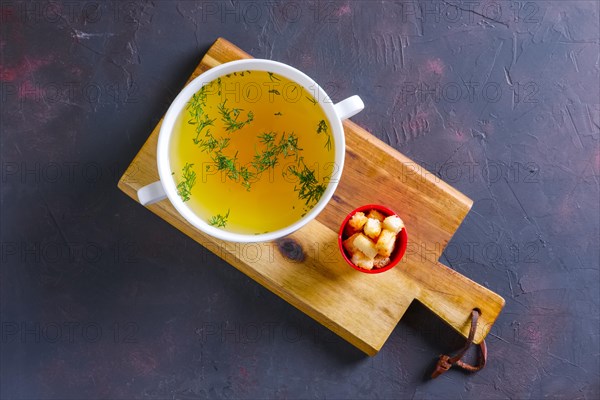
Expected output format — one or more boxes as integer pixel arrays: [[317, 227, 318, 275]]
[[169, 70, 335, 234]]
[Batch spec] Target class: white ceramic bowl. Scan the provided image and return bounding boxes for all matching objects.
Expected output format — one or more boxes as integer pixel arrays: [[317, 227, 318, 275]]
[[138, 59, 364, 242]]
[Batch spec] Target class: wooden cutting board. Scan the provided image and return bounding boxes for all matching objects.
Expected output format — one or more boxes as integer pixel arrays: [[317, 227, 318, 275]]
[[118, 38, 504, 356]]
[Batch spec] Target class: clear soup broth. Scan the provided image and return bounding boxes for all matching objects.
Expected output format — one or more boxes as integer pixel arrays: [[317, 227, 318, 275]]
[[169, 70, 335, 235]]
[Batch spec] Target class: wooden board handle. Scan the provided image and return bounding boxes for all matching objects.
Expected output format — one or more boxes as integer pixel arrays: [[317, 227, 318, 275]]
[[411, 261, 505, 344]]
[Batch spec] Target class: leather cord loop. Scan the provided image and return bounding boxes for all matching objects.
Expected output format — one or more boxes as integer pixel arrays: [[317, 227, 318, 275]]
[[431, 309, 487, 379]]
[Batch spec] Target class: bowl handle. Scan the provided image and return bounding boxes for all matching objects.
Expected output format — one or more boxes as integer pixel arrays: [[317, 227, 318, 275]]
[[334, 95, 364, 120], [138, 181, 167, 205]]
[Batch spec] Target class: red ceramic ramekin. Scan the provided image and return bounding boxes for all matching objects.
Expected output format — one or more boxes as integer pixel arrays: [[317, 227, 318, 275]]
[[338, 204, 408, 274]]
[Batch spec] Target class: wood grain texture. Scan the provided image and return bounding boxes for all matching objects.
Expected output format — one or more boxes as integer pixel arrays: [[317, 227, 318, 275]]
[[118, 37, 504, 355]]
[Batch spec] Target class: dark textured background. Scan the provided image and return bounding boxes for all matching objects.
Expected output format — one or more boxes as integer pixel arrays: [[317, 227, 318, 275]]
[[1, 1, 599, 399]]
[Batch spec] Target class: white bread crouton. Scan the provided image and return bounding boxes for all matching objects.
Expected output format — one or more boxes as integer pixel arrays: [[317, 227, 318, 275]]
[[382, 215, 404, 234], [348, 212, 368, 230], [353, 233, 379, 259], [351, 250, 374, 270], [374, 254, 391, 268], [367, 209, 385, 222], [342, 233, 361, 254], [376, 229, 396, 257], [363, 218, 382, 239]]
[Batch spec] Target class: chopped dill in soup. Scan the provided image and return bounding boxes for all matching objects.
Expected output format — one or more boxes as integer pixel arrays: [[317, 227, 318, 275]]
[[169, 70, 335, 234]]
